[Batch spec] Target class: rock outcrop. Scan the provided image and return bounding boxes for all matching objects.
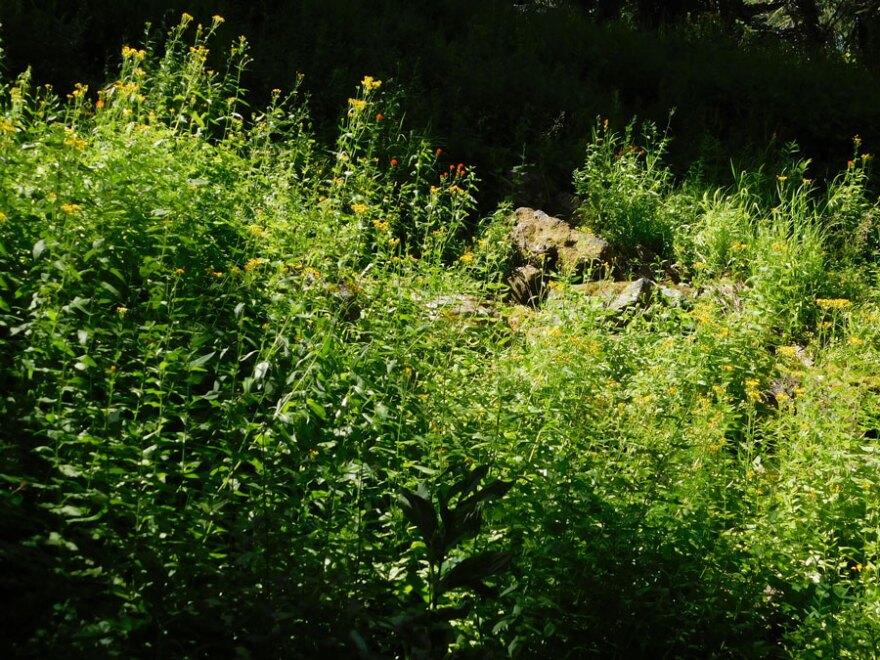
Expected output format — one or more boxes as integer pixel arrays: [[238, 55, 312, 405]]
[[511, 207, 613, 275]]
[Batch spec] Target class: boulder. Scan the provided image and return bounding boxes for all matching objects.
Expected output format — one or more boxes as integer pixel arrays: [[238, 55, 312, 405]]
[[507, 264, 546, 307], [607, 277, 654, 313], [511, 207, 612, 274], [425, 294, 496, 320]]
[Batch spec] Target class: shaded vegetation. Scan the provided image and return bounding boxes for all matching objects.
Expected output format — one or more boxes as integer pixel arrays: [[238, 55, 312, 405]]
[[2, 8, 880, 659]]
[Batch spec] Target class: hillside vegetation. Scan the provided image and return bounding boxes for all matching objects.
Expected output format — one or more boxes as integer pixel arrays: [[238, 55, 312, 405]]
[[3, 17, 880, 657]]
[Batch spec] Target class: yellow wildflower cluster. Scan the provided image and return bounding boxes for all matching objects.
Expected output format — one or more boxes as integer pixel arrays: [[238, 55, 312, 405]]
[[113, 81, 140, 96], [730, 241, 749, 252], [348, 98, 367, 113], [744, 378, 762, 402], [458, 251, 476, 265], [181, 12, 194, 25], [69, 83, 89, 99], [60, 203, 82, 215], [361, 76, 382, 91], [776, 345, 800, 360], [244, 257, 263, 272], [770, 241, 788, 253], [690, 302, 714, 325], [121, 46, 146, 60], [0, 118, 15, 133], [247, 225, 265, 236], [189, 45, 209, 63], [63, 128, 87, 150], [816, 298, 852, 309], [212, 15, 225, 25], [0, 211, 7, 222], [116, 306, 128, 316], [448, 185, 467, 196], [372, 219, 390, 232], [351, 203, 369, 215]]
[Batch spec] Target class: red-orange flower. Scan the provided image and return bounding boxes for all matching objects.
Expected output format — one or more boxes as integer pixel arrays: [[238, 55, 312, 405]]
[[376, 113, 383, 121], [436, 148, 443, 156], [390, 158, 398, 166]]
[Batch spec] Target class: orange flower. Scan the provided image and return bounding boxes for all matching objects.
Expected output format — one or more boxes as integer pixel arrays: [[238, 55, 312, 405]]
[[390, 158, 398, 166], [435, 148, 442, 156], [375, 113, 383, 121], [848, 160, 855, 167], [96, 99, 104, 109]]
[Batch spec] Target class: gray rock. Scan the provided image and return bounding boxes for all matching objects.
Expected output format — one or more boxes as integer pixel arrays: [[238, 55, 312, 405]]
[[425, 294, 496, 320], [607, 278, 654, 313], [508, 264, 546, 307], [511, 207, 612, 274]]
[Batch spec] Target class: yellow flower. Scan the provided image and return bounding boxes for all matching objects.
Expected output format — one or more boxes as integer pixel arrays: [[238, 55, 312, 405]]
[[212, 14, 225, 25], [0, 211, 7, 222], [63, 128, 87, 150], [0, 118, 15, 133], [848, 336, 865, 346], [60, 203, 82, 215], [248, 225, 265, 236], [459, 251, 476, 265], [361, 76, 382, 91], [776, 345, 799, 359], [776, 175, 787, 182], [351, 203, 369, 215], [770, 241, 788, 253], [244, 257, 263, 271], [181, 12, 194, 24], [121, 46, 146, 60], [816, 298, 852, 309], [371, 219, 390, 232], [116, 306, 128, 316], [174, 267, 185, 275], [745, 378, 762, 402], [348, 98, 367, 112]]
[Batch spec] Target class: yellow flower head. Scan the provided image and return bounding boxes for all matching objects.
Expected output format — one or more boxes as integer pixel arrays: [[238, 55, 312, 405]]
[[351, 203, 369, 215], [60, 203, 82, 215], [121, 46, 146, 60], [212, 15, 225, 25], [348, 98, 367, 113], [361, 76, 382, 91], [458, 251, 476, 265], [816, 298, 852, 310]]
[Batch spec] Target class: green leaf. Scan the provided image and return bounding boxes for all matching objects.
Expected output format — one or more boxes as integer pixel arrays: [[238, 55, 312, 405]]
[[33, 239, 46, 259], [306, 398, 328, 420], [189, 351, 216, 369], [438, 550, 512, 596], [398, 488, 437, 547]]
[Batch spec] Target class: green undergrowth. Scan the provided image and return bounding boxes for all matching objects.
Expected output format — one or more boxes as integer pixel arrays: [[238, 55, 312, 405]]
[[3, 17, 880, 658]]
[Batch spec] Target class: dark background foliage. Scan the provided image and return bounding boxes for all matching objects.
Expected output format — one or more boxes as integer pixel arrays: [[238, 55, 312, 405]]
[[2, 0, 879, 210]]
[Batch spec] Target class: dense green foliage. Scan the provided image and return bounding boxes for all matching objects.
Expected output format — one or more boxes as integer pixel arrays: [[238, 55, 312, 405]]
[[4, 14, 880, 658]]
